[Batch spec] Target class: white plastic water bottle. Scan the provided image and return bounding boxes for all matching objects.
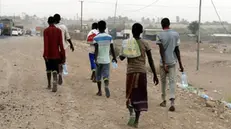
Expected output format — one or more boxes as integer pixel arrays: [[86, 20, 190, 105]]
[[63, 64, 68, 75], [200, 94, 209, 100], [112, 61, 118, 69], [181, 72, 188, 88]]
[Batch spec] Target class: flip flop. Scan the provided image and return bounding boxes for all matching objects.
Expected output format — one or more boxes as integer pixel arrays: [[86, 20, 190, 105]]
[[160, 101, 167, 107], [47, 85, 51, 89], [96, 92, 102, 96], [132, 122, 138, 128], [127, 116, 135, 126], [92, 78, 97, 83], [169, 106, 175, 112]]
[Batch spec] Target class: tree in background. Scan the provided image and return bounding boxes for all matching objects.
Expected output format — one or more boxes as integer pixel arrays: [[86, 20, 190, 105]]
[[188, 21, 199, 34]]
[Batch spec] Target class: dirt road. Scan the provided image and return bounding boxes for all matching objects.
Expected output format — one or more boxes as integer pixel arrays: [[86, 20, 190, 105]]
[[0, 37, 230, 129]]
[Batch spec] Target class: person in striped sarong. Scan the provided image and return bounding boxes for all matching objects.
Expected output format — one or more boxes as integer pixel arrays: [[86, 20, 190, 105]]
[[120, 23, 159, 128]]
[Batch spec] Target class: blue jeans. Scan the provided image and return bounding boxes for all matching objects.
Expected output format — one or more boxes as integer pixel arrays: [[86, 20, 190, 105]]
[[95, 64, 110, 82]]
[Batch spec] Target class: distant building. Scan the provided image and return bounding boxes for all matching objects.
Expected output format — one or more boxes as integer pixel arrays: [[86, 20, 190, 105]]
[[142, 28, 163, 41]]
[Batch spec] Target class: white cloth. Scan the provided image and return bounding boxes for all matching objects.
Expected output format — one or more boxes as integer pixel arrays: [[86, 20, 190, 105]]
[[87, 29, 99, 53], [55, 23, 71, 50], [87, 29, 99, 38]]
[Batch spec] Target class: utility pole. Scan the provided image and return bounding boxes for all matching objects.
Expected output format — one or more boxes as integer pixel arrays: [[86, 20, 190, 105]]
[[0, 0, 2, 19], [113, 0, 118, 27], [80, 1, 83, 32], [197, 0, 202, 71]]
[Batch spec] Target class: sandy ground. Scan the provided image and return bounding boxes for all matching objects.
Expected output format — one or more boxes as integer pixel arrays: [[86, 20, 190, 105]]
[[0, 36, 231, 129]]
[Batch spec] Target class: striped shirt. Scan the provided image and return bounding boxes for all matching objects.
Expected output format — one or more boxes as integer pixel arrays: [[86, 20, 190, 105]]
[[93, 33, 113, 64]]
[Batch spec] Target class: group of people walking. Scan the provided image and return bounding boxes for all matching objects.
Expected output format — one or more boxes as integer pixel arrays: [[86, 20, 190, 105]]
[[43, 14, 74, 92], [43, 15, 184, 128]]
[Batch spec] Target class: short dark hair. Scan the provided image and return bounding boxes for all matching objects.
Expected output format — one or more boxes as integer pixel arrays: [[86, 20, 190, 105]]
[[132, 23, 143, 36], [53, 14, 61, 23], [161, 18, 170, 28], [92, 23, 98, 30], [48, 16, 54, 24], [98, 20, 106, 31]]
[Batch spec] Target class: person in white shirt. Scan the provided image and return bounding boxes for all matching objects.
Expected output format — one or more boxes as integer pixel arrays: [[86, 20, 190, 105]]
[[53, 14, 75, 85], [87, 23, 98, 82]]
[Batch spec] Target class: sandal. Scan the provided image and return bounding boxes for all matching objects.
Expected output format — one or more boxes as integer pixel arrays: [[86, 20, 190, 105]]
[[169, 106, 175, 112], [132, 122, 138, 128], [47, 85, 51, 89], [96, 92, 102, 96], [127, 116, 135, 126], [160, 100, 167, 107]]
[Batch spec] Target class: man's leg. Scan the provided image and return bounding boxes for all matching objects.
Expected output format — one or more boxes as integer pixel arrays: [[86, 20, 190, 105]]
[[160, 65, 167, 107], [103, 64, 110, 98], [127, 103, 135, 126], [45, 59, 52, 89], [52, 71, 58, 92], [58, 64, 63, 85], [91, 71, 96, 82], [47, 71, 52, 89], [96, 65, 102, 96], [134, 110, 140, 128], [89, 53, 96, 82], [52, 59, 60, 92], [168, 65, 176, 111]]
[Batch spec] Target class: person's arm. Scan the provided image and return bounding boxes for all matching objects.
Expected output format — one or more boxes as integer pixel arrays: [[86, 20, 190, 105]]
[[146, 50, 159, 85], [64, 25, 74, 51], [94, 43, 99, 65], [67, 39, 74, 51], [156, 34, 168, 73], [110, 44, 117, 63], [43, 30, 48, 60], [109, 38, 117, 63], [158, 43, 166, 66], [147, 50, 157, 75], [58, 30, 66, 63], [144, 40, 159, 85], [174, 46, 184, 72]]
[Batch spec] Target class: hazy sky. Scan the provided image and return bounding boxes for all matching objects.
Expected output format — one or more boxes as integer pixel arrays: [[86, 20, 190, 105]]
[[1, 0, 231, 22]]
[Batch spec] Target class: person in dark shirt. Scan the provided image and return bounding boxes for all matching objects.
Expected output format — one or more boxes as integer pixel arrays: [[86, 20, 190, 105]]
[[43, 16, 65, 92]]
